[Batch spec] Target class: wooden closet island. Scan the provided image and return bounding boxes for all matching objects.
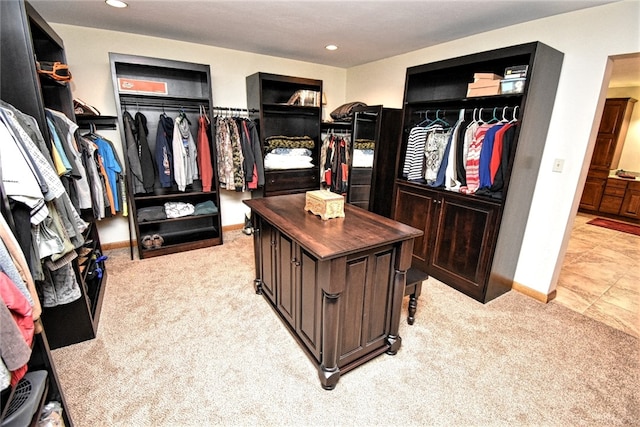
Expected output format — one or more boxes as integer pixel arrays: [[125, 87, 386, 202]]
[[244, 194, 422, 389]]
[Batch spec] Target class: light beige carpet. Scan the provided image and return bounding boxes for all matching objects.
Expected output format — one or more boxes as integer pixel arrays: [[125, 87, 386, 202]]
[[51, 230, 639, 426]]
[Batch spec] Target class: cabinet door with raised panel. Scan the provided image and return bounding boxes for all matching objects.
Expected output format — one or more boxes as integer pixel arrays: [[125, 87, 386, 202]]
[[296, 248, 321, 360], [620, 182, 640, 220], [599, 179, 627, 214], [580, 170, 608, 211], [276, 232, 297, 328], [392, 183, 439, 272], [430, 195, 499, 301], [590, 98, 636, 170], [338, 246, 395, 368], [255, 216, 277, 304]]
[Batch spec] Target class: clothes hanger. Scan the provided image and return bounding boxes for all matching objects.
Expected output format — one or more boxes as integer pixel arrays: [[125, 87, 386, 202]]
[[179, 107, 191, 125], [415, 110, 433, 127], [510, 105, 519, 123], [200, 105, 211, 124], [487, 107, 500, 124], [466, 108, 478, 129], [478, 108, 486, 125], [500, 106, 509, 123], [431, 109, 450, 127], [82, 122, 99, 140]]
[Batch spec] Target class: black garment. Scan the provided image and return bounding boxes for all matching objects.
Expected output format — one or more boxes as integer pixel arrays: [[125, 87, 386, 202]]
[[247, 120, 265, 188], [134, 112, 155, 192], [324, 135, 349, 194], [488, 123, 518, 196], [155, 114, 174, 188], [123, 111, 145, 194], [476, 123, 518, 199], [455, 120, 468, 187], [8, 200, 32, 274], [237, 118, 254, 186]]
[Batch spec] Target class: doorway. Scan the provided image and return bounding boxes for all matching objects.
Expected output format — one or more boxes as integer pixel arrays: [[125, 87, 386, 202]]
[[553, 53, 640, 338]]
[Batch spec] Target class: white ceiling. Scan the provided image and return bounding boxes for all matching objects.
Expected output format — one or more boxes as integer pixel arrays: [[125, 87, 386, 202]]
[[29, 0, 637, 85]]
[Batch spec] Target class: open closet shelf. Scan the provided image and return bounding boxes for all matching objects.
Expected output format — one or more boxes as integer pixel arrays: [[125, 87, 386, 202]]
[[110, 52, 224, 260], [392, 41, 564, 304]]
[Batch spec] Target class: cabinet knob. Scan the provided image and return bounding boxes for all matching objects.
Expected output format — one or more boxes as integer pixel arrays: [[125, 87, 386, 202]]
[[291, 258, 300, 266]]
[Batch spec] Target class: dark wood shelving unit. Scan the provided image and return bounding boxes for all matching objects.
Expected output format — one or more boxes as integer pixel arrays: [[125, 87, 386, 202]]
[[110, 53, 223, 259], [347, 105, 402, 217], [246, 72, 323, 197], [0, 0, 110, 423], [392, 41, 564, 303]]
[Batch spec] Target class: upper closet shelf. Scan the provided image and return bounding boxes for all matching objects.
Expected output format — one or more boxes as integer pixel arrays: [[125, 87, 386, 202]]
[[405, 93, 524, 107]]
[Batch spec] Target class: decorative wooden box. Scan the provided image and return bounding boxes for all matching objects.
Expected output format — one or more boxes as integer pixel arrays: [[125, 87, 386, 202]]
[[305, 190, 345, 220]]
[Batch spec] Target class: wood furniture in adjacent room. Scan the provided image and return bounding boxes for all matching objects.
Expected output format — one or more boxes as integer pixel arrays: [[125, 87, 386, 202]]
[[348, 105, 402, 217], [597, 177, 640, 221], [110, 53, 223, 259], [245, 194, 422, 389], [579, 97, 637, 219], [392, 42, 564, 303], [246, 72, 323, 197]]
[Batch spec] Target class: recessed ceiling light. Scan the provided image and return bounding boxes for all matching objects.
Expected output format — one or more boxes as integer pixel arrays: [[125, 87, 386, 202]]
[[325, 45, 338, 51], [105, 0, 128, 8]]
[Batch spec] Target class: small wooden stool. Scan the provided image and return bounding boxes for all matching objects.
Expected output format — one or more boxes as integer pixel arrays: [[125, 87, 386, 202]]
[[404, 267, 428, 325]]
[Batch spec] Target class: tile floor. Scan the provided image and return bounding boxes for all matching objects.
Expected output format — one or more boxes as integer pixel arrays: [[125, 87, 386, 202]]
[[553, 212, 639, 338]]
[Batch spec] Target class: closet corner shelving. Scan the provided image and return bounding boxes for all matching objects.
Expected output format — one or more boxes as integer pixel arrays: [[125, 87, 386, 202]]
[[321, 105, 401, 218], [109, 53, 223, 259], [348, 105, 402, 217], [392, 41, 564, 303], [2, 0, 109, 353], [0, 0, 114, 424], [246, 72, 323, 197]]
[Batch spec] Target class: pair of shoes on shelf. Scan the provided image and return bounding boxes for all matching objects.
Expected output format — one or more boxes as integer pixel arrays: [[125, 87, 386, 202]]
[[141, 234, 164, 249]]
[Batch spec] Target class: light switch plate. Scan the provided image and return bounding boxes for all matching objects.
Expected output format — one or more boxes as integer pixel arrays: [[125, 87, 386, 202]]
[[552, 158, 564, 173]]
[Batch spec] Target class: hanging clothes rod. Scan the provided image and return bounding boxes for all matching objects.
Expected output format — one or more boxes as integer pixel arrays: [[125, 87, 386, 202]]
[[119, 97, 209, 112], [413, 106, 518, 116], [212, 106, 258, 113]]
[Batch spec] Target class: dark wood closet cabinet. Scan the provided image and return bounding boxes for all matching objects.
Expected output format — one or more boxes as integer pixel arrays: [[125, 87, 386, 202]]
[[348, 106, 401, 217], [246, 72, 323, 197], [1, 0, 110, 346], [6, 1, 108, 352], [1, 0, 90, 424], [110, 53, 223, 259], [392, 42, 564, 303], [579, 97, 636, 214]]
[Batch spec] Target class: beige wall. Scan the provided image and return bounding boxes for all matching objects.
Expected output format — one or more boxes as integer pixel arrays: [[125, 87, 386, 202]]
[[606, 86, 640, 173], [345, 0, 640, 296], [54, 0, 639, 297], [52, 24, 347, 243]]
